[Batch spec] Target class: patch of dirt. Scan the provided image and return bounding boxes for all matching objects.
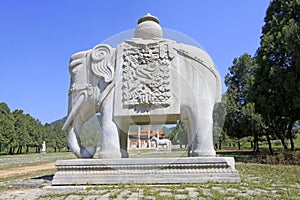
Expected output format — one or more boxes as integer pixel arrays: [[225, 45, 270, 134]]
[[0, 162, 55, 178]]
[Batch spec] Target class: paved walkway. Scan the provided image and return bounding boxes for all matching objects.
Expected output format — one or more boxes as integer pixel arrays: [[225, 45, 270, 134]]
[[0, 176, 283, 199]]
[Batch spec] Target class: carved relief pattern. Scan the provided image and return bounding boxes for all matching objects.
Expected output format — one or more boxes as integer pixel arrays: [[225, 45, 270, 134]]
[[122, 41, 173, 107]]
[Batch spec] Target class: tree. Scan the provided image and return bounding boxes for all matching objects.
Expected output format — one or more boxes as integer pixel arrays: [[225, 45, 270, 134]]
[[12, 110, 31, 154], [27, 116, 43, 153], [254, 0, 300, 151], [241, 103, 266, 153], [170, 120, 188, 148], [0, 103, 16, 153], [53, 122, 67, 152], [224, 54, 263, 151], [44, 123, 56, 151]]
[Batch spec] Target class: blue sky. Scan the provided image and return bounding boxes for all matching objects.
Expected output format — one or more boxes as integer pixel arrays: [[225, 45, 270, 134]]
[[0, 0, 270, 124]]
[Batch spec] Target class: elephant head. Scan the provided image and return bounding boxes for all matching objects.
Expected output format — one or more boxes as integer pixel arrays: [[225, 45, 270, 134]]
[[62, 44, 115, 158]]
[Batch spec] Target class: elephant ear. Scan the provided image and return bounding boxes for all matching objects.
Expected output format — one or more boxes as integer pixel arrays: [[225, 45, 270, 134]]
[[91, 44, 114, 82]]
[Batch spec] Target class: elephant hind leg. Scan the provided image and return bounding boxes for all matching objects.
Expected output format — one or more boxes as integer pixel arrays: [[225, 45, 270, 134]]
[[180, 108, 193, 157], [181, 106, 216, 157], [191, 112, 216, 157], [118, 127, 129, 158]]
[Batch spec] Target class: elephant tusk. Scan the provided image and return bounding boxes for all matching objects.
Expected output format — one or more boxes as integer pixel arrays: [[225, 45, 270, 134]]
[[62, 92, 86, 132], [97, 81, 115, 109], [63, 92, 96, 158]]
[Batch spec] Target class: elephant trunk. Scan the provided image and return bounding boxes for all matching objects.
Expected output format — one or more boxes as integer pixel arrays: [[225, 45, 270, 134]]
[[66, 126, 96, 158], [63, 92, 96, 158]]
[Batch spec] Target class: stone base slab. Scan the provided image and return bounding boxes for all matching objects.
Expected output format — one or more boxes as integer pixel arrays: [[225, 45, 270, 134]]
[[52, 157, 240, 185]]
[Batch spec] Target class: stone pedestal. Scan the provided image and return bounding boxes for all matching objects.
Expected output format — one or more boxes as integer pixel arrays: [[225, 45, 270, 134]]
[[52, 157, 240, 185]]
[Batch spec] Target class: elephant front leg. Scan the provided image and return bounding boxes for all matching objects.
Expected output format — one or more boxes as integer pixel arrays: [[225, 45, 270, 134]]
[[98, 119, 121, 158], [98, 90, 122, 159]]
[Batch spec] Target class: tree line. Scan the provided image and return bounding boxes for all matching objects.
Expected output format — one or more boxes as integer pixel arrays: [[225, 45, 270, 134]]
[[0, 102, 67, 154], [221, 0, 299, 154]]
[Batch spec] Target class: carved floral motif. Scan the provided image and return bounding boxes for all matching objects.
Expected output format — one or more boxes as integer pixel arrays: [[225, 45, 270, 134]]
[[122, 41, 173, 107]]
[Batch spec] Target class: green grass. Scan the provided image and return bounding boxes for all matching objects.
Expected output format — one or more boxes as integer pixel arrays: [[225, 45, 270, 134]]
[[0, 152, 75, 169], [71, 168, 299, 199]]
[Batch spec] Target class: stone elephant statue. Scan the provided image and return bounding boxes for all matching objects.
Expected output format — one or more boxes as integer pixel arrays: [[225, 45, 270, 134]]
[[62, 14, 222, 159]]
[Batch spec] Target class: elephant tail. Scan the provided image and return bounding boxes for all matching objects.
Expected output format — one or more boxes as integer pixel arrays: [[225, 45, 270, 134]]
[[215, 67, 222, 103]]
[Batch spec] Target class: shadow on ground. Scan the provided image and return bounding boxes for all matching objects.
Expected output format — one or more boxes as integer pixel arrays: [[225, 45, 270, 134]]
[[32, 175, 53, 181], [217, 149, 300, 165]]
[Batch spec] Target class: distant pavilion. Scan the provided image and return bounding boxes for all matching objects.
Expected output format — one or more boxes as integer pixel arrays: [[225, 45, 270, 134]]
[[128, 126, 165, 149]]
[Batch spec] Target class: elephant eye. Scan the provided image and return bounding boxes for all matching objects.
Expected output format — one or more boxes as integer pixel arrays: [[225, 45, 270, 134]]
[[71, 67, 78, 74]]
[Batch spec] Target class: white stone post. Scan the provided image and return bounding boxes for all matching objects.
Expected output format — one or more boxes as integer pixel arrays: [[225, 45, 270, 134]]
[[127, 128, 130, 150], [148, 126, 151, 148], [41, 141, 46, 153], [138, 126, 141, 148]]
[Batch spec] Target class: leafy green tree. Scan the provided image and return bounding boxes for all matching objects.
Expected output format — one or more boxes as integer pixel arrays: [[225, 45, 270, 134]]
[[224, 54, 263, 151], [0, 102, 16, 153], [170, 120, 188, 148], [27, 116, 43, 153], [12, 110, 45, 154], [254, 0, 300, 150], [0, 102, 11, 116], [44, 123, 56, 151], [241, 103, 266, 153], [162, 126, 173, 139], [53, 122, 67, 152], [12, 110, 31, 154]]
